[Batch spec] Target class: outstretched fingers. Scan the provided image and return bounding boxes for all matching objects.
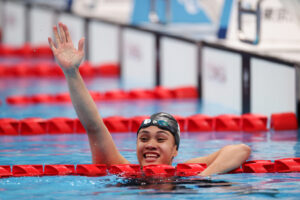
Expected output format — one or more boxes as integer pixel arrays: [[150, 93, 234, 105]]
[[48, 37, 57, 53], [62, 23, 73, 44], [58, 22, 67, 43], [53, 26, 62, 47], [78, 37, 85, 53]]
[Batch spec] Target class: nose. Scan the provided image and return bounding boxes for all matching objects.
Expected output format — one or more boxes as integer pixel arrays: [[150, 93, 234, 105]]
[[145, 139, 157, 150]]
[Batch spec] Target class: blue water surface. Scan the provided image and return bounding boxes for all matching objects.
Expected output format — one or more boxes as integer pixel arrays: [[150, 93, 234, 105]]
[[0, 131, 300, 200]]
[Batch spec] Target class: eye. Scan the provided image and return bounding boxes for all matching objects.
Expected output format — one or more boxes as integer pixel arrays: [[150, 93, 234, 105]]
[[157, 138, 166, 142], [139, 137, 148, 142]]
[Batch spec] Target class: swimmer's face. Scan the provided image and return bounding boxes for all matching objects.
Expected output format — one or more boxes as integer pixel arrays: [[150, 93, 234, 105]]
[[136, 126, 178, 167]]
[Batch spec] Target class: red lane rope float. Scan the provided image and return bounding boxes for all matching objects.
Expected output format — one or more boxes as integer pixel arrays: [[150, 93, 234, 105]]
[[153, 86, 175, 99], [103, 116, 130, 133], [44, 165, 75, 176], [20, 118, 47, 135], [0, 61, 120, 78], [76, 164, 107, 176], [176, 163, 207, 176], [12, 165, 43, 177], [1, 159, 300, 178], [214, 114, 242, 131], [241, 113, 268, 132], [0, 166, 12, 178], [5, 86, 198, 105], [109, 164, 142, 178], [271, 112, 298, 131], [275, 158, 300, 173], [47, 117, 75, 134], [172, 87, 199, 99], [143, 164, 176, 177], [0, 112, 298, 135], [242, 160, 275, 173], [0, 118, 19, 135], [187, 114, 214, 132], [0, 44, 53, 58]]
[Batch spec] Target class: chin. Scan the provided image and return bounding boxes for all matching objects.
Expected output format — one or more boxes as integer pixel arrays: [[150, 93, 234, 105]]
[[142, 160, 170, 167]]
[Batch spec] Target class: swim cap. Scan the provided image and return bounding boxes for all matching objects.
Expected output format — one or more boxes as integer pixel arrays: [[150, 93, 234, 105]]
[[137, 112, 180, 150]]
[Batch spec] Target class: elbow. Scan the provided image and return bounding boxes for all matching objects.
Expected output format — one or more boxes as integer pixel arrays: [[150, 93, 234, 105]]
[[237, 143, 251, 161], [223, 143, 251, 162]]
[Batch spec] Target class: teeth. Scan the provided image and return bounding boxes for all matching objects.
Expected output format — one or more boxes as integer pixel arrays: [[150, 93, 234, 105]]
[[144, 153, 159, 158]]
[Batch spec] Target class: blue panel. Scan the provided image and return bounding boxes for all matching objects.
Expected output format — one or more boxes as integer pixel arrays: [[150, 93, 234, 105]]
[[171, 0, 211, 23], [217, 0, 233, 39], [131, 0, 211, 24]]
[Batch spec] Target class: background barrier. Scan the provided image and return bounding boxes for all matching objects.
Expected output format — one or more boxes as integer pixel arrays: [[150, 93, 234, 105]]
[[0, 0, 300, 119]]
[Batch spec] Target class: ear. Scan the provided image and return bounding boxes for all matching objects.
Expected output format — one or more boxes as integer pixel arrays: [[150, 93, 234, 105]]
[[172, 146, 178, 158]]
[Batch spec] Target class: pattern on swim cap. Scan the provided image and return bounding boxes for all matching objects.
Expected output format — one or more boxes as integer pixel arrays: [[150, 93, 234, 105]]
[[150, 112, 180, 150]]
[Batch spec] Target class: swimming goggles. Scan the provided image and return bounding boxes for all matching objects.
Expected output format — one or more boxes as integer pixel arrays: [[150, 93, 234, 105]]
[[137, 119, 178, 136]]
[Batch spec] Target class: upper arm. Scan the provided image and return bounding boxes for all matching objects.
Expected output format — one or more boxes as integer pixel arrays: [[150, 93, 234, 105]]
[[87, 125, 130, 166], [185, 149, 222, 165], [185, 144, 251, 167]]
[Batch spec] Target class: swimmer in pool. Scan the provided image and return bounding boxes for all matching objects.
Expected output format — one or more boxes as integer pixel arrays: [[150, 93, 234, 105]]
[[48, 23, 251, 177]]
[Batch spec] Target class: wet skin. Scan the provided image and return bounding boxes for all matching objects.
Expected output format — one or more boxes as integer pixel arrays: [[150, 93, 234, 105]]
[[136, 126, 178, 167]]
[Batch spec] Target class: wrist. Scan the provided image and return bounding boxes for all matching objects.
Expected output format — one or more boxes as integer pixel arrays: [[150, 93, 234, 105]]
[[63, 67, 80, 77]]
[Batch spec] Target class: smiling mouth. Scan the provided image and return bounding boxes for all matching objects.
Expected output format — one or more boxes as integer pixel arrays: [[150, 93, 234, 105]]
[[144, 153, 160, 161]]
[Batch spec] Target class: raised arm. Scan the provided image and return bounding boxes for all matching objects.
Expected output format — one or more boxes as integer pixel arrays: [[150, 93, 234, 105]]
[[48, 22, 129, 165], [185, 144, 251, 177]]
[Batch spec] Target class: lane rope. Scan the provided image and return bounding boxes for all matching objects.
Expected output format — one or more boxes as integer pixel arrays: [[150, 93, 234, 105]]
[[0, 44, 53, 58], [0, 112, 297, 135], [5, 86, 198, 104], [0, 61, 119, 77], [1, 158, 300, 178]]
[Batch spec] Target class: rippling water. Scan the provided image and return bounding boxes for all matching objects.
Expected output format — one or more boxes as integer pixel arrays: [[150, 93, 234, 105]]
[[0, 132, 300, 200]]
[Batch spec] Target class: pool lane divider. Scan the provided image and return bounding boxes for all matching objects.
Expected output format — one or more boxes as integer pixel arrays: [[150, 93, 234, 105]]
[[1, 158, 300, 178], [0, 112, 297, 135], [0, 44, 53, 58], [0, 61, 120, 77], [5, 86, 199, 105]]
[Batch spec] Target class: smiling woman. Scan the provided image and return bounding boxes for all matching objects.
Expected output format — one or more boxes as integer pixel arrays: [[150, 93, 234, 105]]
[[137, 126, 178, 166], [136, 113, 179, 167], [48, 22, 251, 176]]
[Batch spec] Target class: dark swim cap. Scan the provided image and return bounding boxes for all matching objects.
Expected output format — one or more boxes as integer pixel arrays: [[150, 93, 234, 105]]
[[137, 112, 180, 150]]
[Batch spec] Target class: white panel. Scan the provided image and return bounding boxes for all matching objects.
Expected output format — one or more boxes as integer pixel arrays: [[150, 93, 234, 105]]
[[227, 0, 300, 49], [3, 2, 26, 46], [122, 28, 156, 89], [57, 13, 85, 49], [160, 37, 198, 88], [72, 0, 132, 23], [89, 21, 119, 65], [0, 1, 3, 28], [29, 7, 55, 46], [251, 58, 296, 116], [202, 47, 242, 113]]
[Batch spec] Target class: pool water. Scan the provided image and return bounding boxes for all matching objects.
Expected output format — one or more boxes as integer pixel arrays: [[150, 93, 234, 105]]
[[0, 131, 300, 200], [1, 59, 300, 199]]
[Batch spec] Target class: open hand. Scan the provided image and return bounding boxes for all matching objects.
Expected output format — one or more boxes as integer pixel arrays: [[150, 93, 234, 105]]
[[48, 22, 85, 72]]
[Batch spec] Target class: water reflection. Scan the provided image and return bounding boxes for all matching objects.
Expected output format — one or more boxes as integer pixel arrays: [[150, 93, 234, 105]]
[[109, 176, 279, 197], [271, 130, 299, 141], [111, 177, 233, 194]]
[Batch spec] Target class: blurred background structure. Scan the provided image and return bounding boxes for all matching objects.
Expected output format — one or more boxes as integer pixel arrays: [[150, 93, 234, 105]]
[[1, 0, 300, 118]]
